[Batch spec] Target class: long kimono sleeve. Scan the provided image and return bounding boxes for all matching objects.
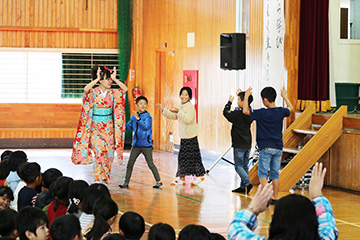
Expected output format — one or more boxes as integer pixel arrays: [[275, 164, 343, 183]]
[[71, 90, 94, 165], [113, 88, 126, 164]]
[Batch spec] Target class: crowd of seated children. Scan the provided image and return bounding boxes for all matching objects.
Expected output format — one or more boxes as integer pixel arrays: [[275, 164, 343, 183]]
[[0, 149, 338, 240]]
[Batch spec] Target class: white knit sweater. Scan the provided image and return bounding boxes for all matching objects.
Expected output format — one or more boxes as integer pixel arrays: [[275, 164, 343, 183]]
[[161, 101, 198, 139]]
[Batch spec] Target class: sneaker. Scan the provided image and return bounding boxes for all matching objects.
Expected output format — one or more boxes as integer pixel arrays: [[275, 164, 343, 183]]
[[119, 183, 129, 188], [232, 187, 246, 193], [246, 184, 253, 194], [268, 198, 278, 205], [153, 182, 163, 188]]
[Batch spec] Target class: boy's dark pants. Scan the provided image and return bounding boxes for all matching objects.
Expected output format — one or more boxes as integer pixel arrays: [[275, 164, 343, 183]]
[[124, 147, 161, 184]]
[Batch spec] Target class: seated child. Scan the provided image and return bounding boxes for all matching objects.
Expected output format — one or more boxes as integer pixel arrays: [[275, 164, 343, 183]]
[[47, 176, 74, 226], [79, 183, 111, 231], [178, 224, 211, 240], [0, 208, 19, 239], [228, 162, 338, 240], [84, 196, 118, 240], [67, 180, 89, 218], [35, 168, 63, 209], [148, 222, 176, 240], [17, 162, 42, 211], [119, 96, 162, 189], [50, 215, 82, 240], [0, 186, 14, 210], [119, 211, 145, 240], [6, 150, 28, 193], [16, 206, 49, 240]]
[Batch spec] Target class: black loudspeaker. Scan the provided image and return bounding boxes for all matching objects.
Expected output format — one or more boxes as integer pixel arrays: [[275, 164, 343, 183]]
[[220, 33, 246, 70]]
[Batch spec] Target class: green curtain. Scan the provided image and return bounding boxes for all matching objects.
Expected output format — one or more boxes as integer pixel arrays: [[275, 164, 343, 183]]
[[118, 0, 133, 148]]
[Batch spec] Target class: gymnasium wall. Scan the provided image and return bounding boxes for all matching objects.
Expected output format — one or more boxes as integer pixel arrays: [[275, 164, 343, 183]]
[[131, 0, 300, 152], [0, 0, 117, 48]]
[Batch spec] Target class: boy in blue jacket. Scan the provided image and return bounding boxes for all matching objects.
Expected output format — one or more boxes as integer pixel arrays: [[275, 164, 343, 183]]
[[119, 96, 162, 189]]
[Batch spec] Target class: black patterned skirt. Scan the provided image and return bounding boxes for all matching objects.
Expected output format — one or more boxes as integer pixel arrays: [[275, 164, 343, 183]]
[[176, 136, 205, 177]]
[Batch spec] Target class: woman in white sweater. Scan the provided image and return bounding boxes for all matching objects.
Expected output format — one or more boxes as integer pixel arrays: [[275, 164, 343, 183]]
[[156, 87, 205, 185]]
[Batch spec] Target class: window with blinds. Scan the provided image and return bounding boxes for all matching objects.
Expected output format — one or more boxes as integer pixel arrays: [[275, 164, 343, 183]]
[[62, 53, 119, 99], [0, 52, 119, 103]]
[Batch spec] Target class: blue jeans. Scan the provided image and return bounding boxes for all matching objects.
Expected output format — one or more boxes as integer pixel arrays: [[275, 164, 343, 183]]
[[258, 148, 282, 179], [233, 148, 251, 187]]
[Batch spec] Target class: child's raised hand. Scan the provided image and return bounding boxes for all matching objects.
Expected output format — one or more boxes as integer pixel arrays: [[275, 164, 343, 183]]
[[280, 87, 287, 98], [309, 162, 326, 199], [132, 110, 140, 120], [236, 88, 242, 96], [97, 67, 101, 80], [156, 104, 164, 111], [245, 87, 252, 97], [228, 95, 235, 102], [111, 66, 117, 80], [247, 183, 273, 216]]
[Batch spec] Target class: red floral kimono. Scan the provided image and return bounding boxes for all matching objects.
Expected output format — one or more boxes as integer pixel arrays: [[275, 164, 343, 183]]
[[71, 87, 126, 184]]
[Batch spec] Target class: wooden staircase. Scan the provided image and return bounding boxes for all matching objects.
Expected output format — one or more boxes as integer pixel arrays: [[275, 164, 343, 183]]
[[248, 103, 347, 191]]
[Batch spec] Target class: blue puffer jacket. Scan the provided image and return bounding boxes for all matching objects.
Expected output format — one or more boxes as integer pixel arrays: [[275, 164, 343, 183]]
[[126, 111, 153, 147]]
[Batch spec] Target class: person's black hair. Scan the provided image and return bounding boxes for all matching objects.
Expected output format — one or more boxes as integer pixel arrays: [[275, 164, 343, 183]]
[[238, 92, 253, 107], [0, 159, 10, 180], [42, 168, 63, 189], [103, 234, 126, 240], [85, 196, 118, 240], [269, 194, 320, 240], [0, 185, 14, 201], [91, 65, 112, 80], [178, 224, 211, 240], [148, 222, 176, 240], [135, 96, 148, 104], [119, 211, 145, 240], [179, 87, 192, 99], [260, 86, 277, 103], [50, 176, 74, 212], [1, 150, 13, 161], [210, 233, 226, 240], [19, 162, 41, 184], [0, 208, 18, 237], [50, 215, 81, 240], [8, 150, 27, 172], [68, 180, 89, 215], [81, 183, 111, 214], [16, 206, 49, 240]]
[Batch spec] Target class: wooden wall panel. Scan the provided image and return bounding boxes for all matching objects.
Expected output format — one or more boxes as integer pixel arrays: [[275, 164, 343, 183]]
[[0, 0, 117, 49], [131, 0, 300, 152]]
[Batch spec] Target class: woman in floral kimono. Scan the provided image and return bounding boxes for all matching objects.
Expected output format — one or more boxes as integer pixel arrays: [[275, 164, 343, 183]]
[[71, 65, 128, 184]]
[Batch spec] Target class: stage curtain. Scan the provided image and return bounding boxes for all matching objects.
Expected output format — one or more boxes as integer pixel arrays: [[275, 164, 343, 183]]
[[297, 0, 331, 112], [118, 0, 133, 147]]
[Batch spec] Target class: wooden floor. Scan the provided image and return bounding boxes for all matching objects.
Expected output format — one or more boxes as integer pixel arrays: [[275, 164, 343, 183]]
[[2, 148, 359, 239]]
